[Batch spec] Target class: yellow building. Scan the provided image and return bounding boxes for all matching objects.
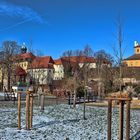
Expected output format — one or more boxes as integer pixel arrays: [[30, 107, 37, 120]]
[[0, 43, 36, 90], [15, 43, 35, 71], [17, 52, 35, 71], [124, 41, 140, 67]]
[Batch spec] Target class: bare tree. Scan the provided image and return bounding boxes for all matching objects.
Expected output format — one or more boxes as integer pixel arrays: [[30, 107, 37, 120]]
[[94, 50, 114, 97], [62, 45, 94, 119], [28, 57, 54, 92], [112, 14, 124, 94], [62, 50, 73, 78], [0, 41, 20, 91], [81, 45, 94, 119], [62, 49, 82, 107], [27, 56, 54, 111]]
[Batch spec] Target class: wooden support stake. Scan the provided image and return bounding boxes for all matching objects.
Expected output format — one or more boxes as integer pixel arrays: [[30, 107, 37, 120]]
[[26, 91, 30, 130], [107, 99, 112, 140], [18, 92, 21, 130], [13, 92, 16, 105], [29, 94, 33, 129], [40, 93, 45, 111], [119, 100, 124, 140], [126, 100, 130, 140]]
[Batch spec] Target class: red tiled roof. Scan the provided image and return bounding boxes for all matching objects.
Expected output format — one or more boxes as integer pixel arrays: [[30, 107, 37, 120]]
[[54, 58, 78, 73], [29, 56, 54, 69], [15, 66, 26, 76], [124, 54, 140, 60], [14, 52, 36, 61], [19, 52, 36, 59], [54, 59, 63, 65], [61, 56, 96, 63]]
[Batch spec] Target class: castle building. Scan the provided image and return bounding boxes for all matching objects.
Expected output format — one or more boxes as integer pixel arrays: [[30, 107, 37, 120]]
[[124, 41, 140, 67]]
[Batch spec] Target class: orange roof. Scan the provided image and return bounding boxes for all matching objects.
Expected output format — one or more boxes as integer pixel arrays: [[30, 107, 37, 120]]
[[14, 52, 36, 61], [19, 52, 35, 60], [54, 58, 77, 71], [54, 59, 63, 65], [29, 56, 54, 69], [61, 56, 96, 63], [124, 54, 140, 60]]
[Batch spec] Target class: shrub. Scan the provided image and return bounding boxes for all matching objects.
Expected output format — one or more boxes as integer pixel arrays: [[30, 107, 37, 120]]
[[134, 86, 140, 95], [76, 86, 85, 98]]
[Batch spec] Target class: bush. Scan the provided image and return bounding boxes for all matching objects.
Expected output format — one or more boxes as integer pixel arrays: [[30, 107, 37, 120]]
[[134, 86, 140, 95], [76, 86, 85, 98]]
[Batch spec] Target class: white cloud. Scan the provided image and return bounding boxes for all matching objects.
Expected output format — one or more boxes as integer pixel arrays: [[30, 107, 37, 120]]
[[0, 2, 44, 23]]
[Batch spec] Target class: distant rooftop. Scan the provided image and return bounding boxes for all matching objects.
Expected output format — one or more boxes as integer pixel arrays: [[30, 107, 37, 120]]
[[124, 54, 140, 60]]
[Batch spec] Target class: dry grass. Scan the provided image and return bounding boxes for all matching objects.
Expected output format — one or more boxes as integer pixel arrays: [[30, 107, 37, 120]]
[[86, 99, 140, 109]]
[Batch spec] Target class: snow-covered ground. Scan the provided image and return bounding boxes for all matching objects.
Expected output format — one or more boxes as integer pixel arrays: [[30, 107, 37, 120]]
[[0, 103, 140, 140]]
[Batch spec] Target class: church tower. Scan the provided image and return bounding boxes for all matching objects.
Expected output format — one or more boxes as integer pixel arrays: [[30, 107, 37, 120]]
[[134, 41, 140, 54], [21, 42, 27, 54]]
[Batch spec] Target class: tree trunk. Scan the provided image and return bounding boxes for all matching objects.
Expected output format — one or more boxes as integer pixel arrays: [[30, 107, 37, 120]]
[[1, 72, 4, 91], [68, 92, 71, 105], [97, 64, 102, 99], [7, 70, 11, 91], [73, 91, 76, 108], [98, 81, 102, 99], [83, 89, 86, 120]]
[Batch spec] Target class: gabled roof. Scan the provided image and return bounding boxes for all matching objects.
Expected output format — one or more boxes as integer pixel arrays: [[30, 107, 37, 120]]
[[14, 52, 36, 61], [54, 58, 77, 67], [124, 54, 140, 60], [18, 52, 36, 60], [61, 56, 96, 63], [54, 59, 63, 65], [28, 56, 54, 69]]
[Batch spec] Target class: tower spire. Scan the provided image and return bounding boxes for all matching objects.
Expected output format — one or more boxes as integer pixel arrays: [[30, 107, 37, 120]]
[[134, 41, 140, 54], [21, 42, 27, 54]]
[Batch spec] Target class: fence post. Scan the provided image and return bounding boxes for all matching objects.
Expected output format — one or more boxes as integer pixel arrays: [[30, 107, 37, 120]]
[[126, 100, 130, 140], [106, 97, 131, 140], [119, 100, 124, 140], [17, 92, 21, 130], [29, 93, 33, 129], [26, 91, 30, 130], [40, 93, 45, 111], [107, 99, 112, 140]]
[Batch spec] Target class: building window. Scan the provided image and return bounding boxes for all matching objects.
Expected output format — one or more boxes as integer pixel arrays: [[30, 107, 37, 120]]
[[135, 61, 138, 65], [137, 49, 139, 53], [21, 63, 23, 67], [131, 62, 133, 66]]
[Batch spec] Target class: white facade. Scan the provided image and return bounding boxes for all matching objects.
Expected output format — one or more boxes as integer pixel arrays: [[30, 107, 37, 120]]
[[79, 63, 96, 68], [53, 62, 96, 80], [28, 68, 54, 85], [53, 64, 64, 80]]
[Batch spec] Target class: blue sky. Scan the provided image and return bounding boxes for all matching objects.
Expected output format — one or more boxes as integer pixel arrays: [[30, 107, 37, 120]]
[[0, 0, 140, 59]]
